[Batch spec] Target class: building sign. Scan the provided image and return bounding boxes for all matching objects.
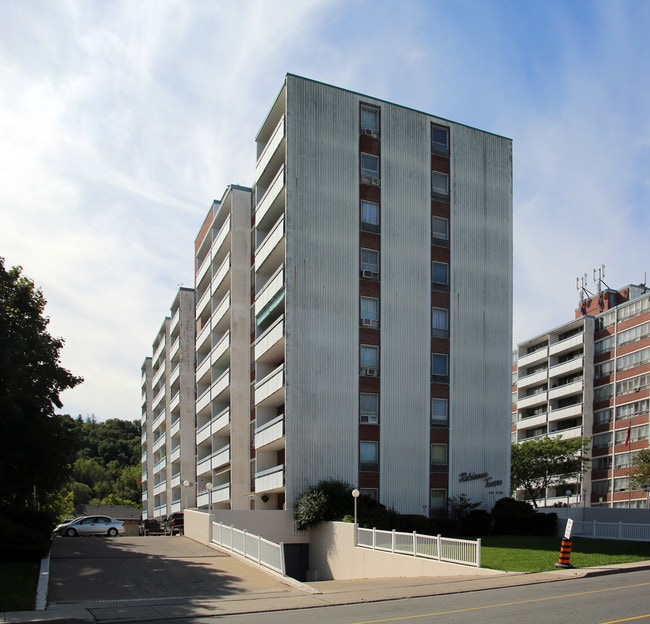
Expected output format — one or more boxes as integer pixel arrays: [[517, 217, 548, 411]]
[[458, 471, 503, 489]]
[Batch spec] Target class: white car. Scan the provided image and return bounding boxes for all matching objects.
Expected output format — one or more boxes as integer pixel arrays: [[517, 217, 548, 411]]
[[54, 515, 125, 537]]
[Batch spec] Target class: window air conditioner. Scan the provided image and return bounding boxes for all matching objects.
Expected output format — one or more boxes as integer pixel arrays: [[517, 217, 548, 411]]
[[367, 368, 378, 376], [361, 269, 374, 279], [371, 178, 380, 186], [362, 318, 373, 327], [364, 128, 374, 136]]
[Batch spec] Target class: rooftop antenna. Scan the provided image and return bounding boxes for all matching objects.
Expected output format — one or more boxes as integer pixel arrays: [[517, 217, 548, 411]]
[[593, 265, 609, 294], [576, 273, 593, 305]]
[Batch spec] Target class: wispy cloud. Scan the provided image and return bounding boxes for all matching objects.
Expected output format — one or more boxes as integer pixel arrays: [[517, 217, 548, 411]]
[[1, 0, 649, 419]]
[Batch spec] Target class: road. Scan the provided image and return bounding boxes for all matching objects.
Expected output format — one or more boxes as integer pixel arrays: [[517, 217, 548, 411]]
[[183, 568, 650, 624], [37, 535, 650, 624]]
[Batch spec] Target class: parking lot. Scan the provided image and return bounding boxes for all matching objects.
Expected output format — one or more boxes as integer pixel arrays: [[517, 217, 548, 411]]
[[47, 535, 301, 605]]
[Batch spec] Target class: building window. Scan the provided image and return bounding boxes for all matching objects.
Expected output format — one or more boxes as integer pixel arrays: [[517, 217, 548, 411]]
[[360, 393, 379, 424], [432, 262, 449, 291], [361, 345, 379, 376], [432, 216, 449, 245], [430, 488, 447, 512], [431, 443, 448, 468], [432, 126, 449, 156], [359, 488, 378, 500], [361, 105, 380, 136], [361, 297, 380, 329], [361, 153, 380, 180], [432, 398, 448, 425], [361, 248, 379, 276], [432, 172, 449, 198], [432, 353, 448, 378], [360, 441, 379, 469], [361, 200, 380, 233], [432, 307, 449, 338]]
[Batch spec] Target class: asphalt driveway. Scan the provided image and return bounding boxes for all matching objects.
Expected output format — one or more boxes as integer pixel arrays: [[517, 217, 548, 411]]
[[47, 535, 300, 605]]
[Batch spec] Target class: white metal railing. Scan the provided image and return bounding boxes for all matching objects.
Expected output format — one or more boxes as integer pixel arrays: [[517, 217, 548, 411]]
[[356, 527, 481, 568], [571, 521, 650, 542], [211, 522, 285, 575]]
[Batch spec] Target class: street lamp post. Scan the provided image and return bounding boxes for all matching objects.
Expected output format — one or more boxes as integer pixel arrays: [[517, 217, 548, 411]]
[[352, 489, 360, 546], [645, 486, 650, 509], [205, 482, 213, 514], [565, 489, 571, 508]]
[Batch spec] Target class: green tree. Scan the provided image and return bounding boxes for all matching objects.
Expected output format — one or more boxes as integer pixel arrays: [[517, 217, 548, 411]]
[[511, 436, 591, 507], [630, 449, 650, 490], [0, 258, 83, 507]]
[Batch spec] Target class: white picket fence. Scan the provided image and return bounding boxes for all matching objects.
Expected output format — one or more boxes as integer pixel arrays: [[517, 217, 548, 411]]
[[211, 522, 285, 575], [571, 520, 650, 542], [356, 527, 481, 568]]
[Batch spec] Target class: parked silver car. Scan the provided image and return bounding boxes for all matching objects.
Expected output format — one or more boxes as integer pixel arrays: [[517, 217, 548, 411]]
[[54, 515, 125, 537]]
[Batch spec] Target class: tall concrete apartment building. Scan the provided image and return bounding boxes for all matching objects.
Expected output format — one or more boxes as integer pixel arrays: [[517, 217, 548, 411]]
[[513, 278, 650, 508], [141, 287, 196, 520], [143, 75, 513, 518]]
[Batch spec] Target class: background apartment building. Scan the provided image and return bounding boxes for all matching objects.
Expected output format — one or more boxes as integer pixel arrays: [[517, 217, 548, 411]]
[[141, 287, 196, 520], [143, 75, 513, 518], [512, 278, 650, 508], [193, 186, 252, 512]]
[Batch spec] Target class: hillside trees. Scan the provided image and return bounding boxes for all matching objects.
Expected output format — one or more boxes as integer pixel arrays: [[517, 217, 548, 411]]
[[0, 258, 83, 507]]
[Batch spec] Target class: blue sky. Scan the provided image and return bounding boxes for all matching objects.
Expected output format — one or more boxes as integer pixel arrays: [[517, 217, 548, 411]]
[[1, 0, 649, 421]]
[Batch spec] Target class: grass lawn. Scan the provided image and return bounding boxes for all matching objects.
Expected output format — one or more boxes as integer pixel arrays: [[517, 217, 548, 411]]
[[0, 561, 40, 611], [481, 535, 650, 573]]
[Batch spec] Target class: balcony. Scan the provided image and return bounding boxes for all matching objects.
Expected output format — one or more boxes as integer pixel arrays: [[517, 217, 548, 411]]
[[255, 166, 285, 232], [212, 214, 231, 258], [256, 115, 285, 181], [196, 320, 211, 354], [196, 250, 212, 286], [550, 357, 583, 378], [255, 214, 285, 275], [548, 403, 583, 422], [518, 391, 548, 410], [212, 330, 231, 365], [170, 390, 180, 414], [255, 464, 285, 493], [152, 435, 166, 453], [169, 337, 180, 363], [153, 481, 166, 496], [254, 316, 284, 363], [549, 380, 583, 401], [518, 346, 549, 368], [549, 425, 583, 439], [550, 333, 584, 356], [255, 364, 285, 406], [196, 286, 211, 320], [255, 266, 284, 318], [211, 369, 230, 401], [255, 414, 285, 450], [211, 253, 231, 297], [212, 291, 231, 330], [170, 444, 181, 463], [170, 308, 180, 334], [517, 412, 547, 429], [517, 369, 548, 390]]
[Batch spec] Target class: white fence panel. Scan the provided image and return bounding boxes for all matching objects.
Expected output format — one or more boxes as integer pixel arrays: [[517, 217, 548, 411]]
[[211, 522, 285, 575], [572, 521, 650, 542], [357, 527, 481, 567]]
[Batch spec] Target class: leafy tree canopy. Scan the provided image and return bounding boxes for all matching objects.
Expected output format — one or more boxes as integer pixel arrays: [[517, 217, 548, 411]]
[[0, 258, 83, 506], [630, 449, 650, 491], [511, 436, 591, 507]]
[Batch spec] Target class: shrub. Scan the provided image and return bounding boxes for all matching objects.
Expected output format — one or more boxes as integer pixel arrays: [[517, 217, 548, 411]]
[[0, 514, 50, 562], [491, 497, 556, 536]]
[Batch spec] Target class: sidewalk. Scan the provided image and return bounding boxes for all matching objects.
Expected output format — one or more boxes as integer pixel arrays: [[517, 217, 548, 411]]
[[4, 561, 650, 623]]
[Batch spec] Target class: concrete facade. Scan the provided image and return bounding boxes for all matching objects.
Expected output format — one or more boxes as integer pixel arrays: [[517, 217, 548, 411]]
[[141, 287, 196, 520]]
